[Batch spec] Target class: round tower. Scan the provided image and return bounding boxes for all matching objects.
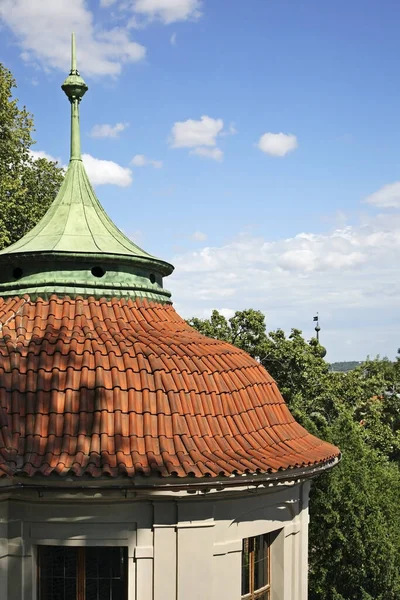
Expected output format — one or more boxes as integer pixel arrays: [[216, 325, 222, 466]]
[[0, 36, 339, 600]]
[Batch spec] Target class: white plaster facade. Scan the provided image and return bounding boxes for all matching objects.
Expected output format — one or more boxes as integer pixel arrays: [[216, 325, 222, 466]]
[[0, 477, 312, 600]]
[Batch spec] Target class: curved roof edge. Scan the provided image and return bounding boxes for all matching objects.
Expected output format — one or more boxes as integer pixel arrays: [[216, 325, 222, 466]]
[[0, 457, 340, 494]]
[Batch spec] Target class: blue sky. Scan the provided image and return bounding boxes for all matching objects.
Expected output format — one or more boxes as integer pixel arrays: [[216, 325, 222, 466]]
[[0, 0, 399, 361]]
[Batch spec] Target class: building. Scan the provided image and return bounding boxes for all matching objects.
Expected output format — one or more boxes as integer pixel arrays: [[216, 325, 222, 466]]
[[0, 36, 340, 600]]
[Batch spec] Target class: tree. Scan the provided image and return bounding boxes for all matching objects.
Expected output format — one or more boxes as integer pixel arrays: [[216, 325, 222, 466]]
[[188, 309, 400, 600], [187, 311, 337, 425], [187, 308, 267, 356], [309, 412, 400, 600], [0, 63, 64, 249]]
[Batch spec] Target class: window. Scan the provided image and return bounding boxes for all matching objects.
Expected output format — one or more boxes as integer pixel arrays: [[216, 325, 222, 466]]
[[37, 546, 128, 600], [241, 534, 271, 600]]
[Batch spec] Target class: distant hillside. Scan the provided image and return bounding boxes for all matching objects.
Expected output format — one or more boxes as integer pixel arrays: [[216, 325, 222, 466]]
[[330, 361, 363, 372]]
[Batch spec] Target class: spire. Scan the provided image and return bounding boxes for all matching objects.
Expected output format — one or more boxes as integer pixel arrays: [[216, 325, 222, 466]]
[[0, 33, 174, 301], [312, 313, 327, 358], [71, 31, 77, 72], [61, 33, 88, 161]]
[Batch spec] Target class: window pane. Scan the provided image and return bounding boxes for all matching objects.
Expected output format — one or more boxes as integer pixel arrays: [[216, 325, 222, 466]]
[[254, 535, 269, 591], [85, 577, 98, 600], [86, 548, 101, 600], [99, 578, 111, 600], [64, 576, 77, 599], [85, 547, 99, 580], [241, 534, 270, 600], [53, 547, 65, 578], [111, 548, 125, 578], [52, 579, 65, 600], [86, 546, 127, 600], [98, 547, 112, 578], [241, 538, 250, 594], [38, 546, 77, 600], [65, 550, 76, 578], [253, 535, 264, 590], [110, 547, 127, 600]]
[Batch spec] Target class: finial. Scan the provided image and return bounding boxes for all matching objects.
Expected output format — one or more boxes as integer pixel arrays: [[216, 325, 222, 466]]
[[62, 33, 88, 102], [312, 313, 326, 357], [61, 34, 88, 161], [313, 313, 320, 342]]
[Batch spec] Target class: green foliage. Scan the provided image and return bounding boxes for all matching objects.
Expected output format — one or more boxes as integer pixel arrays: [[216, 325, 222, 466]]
[[187, 308, 267, 355], [0, 63, 64, 249], [330, 361, 362, 372], [309, 413, 400, 600], [188, 309, 400, 600]]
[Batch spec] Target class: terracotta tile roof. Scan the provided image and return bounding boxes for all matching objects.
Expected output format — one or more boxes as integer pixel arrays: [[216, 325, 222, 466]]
[[0, 295, 339, 479]]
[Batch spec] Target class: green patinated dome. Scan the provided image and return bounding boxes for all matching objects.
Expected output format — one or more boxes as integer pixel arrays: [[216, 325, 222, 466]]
[[2, 160, 160, 259], [0, 34, 173, 302]]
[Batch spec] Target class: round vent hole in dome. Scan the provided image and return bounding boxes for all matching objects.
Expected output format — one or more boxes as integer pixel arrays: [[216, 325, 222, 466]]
[[150, 273, 156, 284], [91, 266, 106, 278], [13, 267, 23, 280]]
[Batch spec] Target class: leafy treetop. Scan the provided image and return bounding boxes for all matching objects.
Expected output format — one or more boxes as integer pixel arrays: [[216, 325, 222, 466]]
[[0, 63, 64, 250]]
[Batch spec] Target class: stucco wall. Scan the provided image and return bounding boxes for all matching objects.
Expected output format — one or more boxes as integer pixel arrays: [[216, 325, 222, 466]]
[[0, 480, 311, 600]]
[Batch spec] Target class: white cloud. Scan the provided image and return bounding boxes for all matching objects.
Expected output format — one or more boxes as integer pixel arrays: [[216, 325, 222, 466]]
[[170, 32, 177, 45], [169, 213, 400, 361], [364, 181, 400, 209], [219, 308, 235, 320], [170, 116, 225, 160], [132, 0, 202, 24], [171, 116, 224, 148], [131, 154, 163, 168], [190, 147, 223, 161], [131, 155, 147, 166], [278, 246, 366, 272], [29, 149, 64, 165], [29, 150, 132, 187], [191, 231, 207, 241], [82, 154, 133, 186], [0, 0, 146, 77], [90, 123, 129, 138], [257, 132, 298, 157]]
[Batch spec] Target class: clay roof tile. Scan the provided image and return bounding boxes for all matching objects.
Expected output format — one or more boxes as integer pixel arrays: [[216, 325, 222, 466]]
[[0, 296, 339, 479]]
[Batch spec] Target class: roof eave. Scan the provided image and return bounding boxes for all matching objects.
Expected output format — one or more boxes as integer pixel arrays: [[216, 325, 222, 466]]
[[0, 456, 341, 495], [0, 250, 174, 276]]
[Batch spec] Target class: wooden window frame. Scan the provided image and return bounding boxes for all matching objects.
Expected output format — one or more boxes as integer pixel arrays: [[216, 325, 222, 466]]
[[241, 534, 271, 600], [37, 545, 128, 600]]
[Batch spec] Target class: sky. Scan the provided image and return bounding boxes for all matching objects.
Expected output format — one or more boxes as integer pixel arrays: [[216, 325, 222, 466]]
[[0, 0, 399, 362]]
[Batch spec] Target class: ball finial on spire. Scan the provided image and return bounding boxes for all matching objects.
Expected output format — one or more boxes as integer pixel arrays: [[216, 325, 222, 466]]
[[62, 34, 87, 161], [312, 313, 327, 357], [61, 33, 88, 102]]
